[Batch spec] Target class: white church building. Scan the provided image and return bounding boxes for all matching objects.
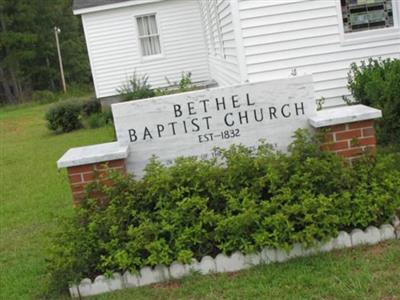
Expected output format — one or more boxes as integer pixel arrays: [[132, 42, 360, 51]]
[[73, 0, 400, 108]]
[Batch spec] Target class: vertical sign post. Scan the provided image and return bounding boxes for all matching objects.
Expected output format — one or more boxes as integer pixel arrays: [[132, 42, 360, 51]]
[[54, 26, 67, 93]]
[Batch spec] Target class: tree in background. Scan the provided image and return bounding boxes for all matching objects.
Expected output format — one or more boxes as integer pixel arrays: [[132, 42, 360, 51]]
[[0, 0, 91, 104]]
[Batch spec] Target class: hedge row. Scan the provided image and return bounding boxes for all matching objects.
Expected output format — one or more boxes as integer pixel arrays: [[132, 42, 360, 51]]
[[45, 99, 112, 133], [48, 130, 400, 290]]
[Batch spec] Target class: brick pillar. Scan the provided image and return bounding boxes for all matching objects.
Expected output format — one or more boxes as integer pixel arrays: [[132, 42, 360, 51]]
[[319, 120, 377, 161], [66, 159, 126, 203]]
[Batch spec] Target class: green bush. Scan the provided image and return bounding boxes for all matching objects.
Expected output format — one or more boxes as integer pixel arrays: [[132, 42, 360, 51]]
[[346, 58, 400, 145], [119, 71, 198, 99], [45, 100, 83, 133], [82, 98, 101, 116], [83, 113, 106, 129], [46, 99, 109, 133], [102, 108, 114, 124], [155, 72, 198, 96], [48, 130, 400, 288], [83, 109, 114, 129], [117, 71, 155, 101], [178, 71, 193, 92]]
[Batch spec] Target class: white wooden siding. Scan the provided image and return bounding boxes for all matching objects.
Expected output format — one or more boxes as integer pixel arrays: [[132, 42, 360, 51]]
[[82, 0, 210, 98], [238, 0, 400, 107], [198, 0, 242, 86]]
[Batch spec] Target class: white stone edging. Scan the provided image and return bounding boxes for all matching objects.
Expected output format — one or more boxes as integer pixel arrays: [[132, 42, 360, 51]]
[[57, 142, 129, 169], [308, 104, 382, 128], [69, 223, 399, 298]]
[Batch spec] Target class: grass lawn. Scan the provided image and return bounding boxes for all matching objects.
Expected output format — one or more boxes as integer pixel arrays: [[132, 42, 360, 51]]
[[0, 102, 115, 299], [1, 102, 399, 299], [88, 240, 400, 300]]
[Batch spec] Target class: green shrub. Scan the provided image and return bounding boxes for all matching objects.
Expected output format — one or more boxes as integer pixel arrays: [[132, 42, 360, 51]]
[[102, 108, 114, 124], [141, 72, 199, 97], [178, 71, 193, 92], [48, 130, 400, 289], [82, 98, 101, 116], [117, 71, 155, 101], [83, 113, 106, 129], [83, 109, 114, 129], [46, 98, 109, 133], [346, 58, 400, 145], [45, 100, 83, 133], [155, 72, 197, 96]]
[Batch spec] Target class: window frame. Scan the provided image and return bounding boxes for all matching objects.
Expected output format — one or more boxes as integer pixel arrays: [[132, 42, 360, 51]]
[[336, 0, 400, 46], [135, 13, 164, 60]]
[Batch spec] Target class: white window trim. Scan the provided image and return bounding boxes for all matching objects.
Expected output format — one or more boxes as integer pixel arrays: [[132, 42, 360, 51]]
[[135, 13, 164, 61], [336, 0, 400, 46]]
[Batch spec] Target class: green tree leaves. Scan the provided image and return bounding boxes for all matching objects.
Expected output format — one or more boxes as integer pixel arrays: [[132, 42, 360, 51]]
[[0, 0, 91, 103]]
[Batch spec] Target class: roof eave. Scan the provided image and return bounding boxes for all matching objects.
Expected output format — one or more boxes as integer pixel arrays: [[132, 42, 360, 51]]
[[73, 0, 163, 15]]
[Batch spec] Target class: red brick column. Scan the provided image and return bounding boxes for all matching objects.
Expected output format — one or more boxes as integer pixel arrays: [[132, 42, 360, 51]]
[[319, 120, 377, 161], [67, 159, 126, 203]]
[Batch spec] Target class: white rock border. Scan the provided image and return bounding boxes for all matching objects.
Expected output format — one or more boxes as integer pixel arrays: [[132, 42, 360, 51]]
[[69, 222, 399, 298]]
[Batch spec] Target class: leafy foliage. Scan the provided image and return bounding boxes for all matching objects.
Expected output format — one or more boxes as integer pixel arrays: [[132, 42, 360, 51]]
[[346, 58, 400, 145], [0, 0, 91, 104], [45, 100, 83, 133], [118, 71, 199, 100], [117, 72, 155, 101], [83, 113, 106, 129], [82, 109, 114, 129], [178, 71, 193, 92], [48, 130, 400, 287], [45, 98, 107, 133], [82, 98, 101, 116], [155, 71, 198, 96]]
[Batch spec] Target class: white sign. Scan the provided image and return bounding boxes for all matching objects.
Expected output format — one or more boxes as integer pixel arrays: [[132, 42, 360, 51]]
[[112, 75, 315, 176]]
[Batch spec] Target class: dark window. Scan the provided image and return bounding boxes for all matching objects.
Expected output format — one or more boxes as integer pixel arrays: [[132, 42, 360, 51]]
[[341, 0, 394, 33]]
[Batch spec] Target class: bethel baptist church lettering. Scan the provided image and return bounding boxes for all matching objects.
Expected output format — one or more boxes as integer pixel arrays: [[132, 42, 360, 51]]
[[112, 75, 316, 176], [127, 93, 306, 144]]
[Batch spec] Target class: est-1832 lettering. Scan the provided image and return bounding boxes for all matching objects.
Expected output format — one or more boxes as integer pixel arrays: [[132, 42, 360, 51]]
[[198, 129, 240, 143], [220, 128, 240, 139]]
